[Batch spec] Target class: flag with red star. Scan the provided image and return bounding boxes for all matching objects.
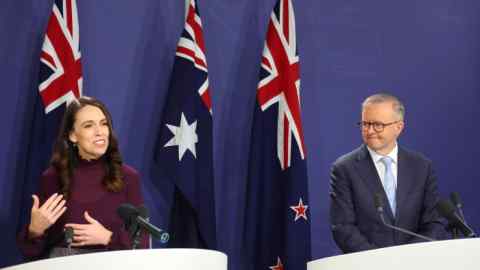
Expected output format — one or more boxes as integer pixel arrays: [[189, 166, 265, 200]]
[[244, 0, 311, 269], [269, 257, 284, 270], [18, 0, 83, 255], [291, 198, 308, 221]]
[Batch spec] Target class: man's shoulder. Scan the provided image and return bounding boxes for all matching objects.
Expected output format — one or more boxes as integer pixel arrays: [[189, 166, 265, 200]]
[[333, 145, 366, 167], [399, 146, 432, 165]]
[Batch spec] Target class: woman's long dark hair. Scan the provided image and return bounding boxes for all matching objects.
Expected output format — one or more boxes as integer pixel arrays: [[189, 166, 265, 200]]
[[50, 96, 124, 198]]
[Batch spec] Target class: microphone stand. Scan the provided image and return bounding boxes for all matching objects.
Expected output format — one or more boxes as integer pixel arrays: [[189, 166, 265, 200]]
[[437, 198, 477, 238], [65, 227, 74, 254], [374, 193, 435, 242], [131, 227, 142, 249], [449, 193, 464, 239], [378, 210, 435, 242], [445, 223, 459, 239]]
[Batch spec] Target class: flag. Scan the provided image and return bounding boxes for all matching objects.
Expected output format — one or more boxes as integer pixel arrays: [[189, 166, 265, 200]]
[[34, 0, 83, 177], [154, 0, 215, 249], [39, 0, 83, 112], [17, 0, 83, 235], [244, 0, 311, 269]]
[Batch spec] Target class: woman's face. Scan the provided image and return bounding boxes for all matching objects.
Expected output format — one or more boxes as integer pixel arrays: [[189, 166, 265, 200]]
[[68, 105, 110, 160]]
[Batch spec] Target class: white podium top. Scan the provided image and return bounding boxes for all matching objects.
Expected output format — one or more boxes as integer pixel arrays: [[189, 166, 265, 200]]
[[308, 239, 479, 270], [3, 249, 227, 270]]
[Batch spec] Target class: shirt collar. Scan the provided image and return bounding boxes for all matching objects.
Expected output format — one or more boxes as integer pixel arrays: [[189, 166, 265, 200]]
[[366, 143, 398, 164]]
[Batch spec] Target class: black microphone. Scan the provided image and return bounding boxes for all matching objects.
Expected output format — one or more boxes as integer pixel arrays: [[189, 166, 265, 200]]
[[117, 203, 169, 241], [374, 193, 435, 242], [450, 192, 465, 221], [117, 203, 139, 237], [436, 199, 476, 238], [138, 205, 149, 219], [137, 205, 170, 244], [64, 227, 74, 248], [374, 193, 384, 213]]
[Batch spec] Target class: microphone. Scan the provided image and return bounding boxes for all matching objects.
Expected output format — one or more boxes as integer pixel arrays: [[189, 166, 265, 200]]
[[374, 193, 384, 213], [450, 192, 465, 221], [136, 205, 170, 244], [138, 205, 149, 219], [436, 199, 476, 238], [374, 193, 435, 242], [64, 227, 74, 248], [117, 203, 169, 241]]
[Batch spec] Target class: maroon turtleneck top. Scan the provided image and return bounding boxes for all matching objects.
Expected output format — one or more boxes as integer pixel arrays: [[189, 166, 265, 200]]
[[17, 158, 147, 259]]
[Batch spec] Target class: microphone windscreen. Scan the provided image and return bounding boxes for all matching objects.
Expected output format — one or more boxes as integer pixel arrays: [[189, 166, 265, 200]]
[[437, 198, 476, 237], [65, 227, 74, 244], [450, 192, 462, 208], [436, 199, 456, 219], [117, 203, 138, 222], [374, 193, 383, 209], [137, 205, 149, 218]]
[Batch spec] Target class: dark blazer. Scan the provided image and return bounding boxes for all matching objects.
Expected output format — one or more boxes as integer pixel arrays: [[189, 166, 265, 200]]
[[329, 144, 445, 253]]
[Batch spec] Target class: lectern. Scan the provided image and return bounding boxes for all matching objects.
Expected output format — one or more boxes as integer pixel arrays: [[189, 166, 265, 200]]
[[2, 249, 227, 270], [308, 239, 478, 270]]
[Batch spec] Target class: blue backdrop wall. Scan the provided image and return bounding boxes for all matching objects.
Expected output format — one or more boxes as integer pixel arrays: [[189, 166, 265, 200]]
[[1, 0, 479, 268]]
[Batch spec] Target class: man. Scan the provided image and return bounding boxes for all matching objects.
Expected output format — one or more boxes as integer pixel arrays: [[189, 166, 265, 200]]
[[330, 93, 444, 253]]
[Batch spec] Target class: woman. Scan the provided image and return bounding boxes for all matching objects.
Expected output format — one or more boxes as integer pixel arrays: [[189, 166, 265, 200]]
[[17, 96, 147, 259]]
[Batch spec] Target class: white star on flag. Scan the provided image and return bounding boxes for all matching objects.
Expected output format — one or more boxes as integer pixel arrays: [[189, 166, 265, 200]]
[[290, 198, 308, 221], [164, 112, 198, 161]]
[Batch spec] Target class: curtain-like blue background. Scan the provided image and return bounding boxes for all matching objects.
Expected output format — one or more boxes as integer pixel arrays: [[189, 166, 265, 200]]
[[1, 0, 479, 268]]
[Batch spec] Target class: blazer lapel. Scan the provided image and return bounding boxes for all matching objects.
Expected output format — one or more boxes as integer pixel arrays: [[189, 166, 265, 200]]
[[394, 147, 415, 224], [354, 145, 395, 221]]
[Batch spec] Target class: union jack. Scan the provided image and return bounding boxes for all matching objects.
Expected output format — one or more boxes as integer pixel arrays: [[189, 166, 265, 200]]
[[244, 1, 310, 269], [154, 0, 216, 249], [257, 0, 305, 170], [175, 0, 212, 113], [39, 0, 82, 113]]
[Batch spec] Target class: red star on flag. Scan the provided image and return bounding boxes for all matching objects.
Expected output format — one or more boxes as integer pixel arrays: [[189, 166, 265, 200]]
[[290, 198, 308, 221], [269, 257, 284, 270]]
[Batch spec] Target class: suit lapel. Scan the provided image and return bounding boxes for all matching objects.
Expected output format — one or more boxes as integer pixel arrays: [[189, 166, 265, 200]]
[[354, 145, 395, 221], [394, 147, 415, 224]]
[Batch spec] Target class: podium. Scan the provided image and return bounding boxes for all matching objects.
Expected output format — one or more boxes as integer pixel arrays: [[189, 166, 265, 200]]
[[308, 239, 479, 270], [2, 249, 227, 270]]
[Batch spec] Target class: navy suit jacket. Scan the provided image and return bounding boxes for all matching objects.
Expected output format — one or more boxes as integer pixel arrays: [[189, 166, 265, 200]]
[[329, 144, 445, 253]]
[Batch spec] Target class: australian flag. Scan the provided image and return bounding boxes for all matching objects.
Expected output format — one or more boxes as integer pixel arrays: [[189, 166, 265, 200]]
[[243, 0, 311, 269], [154, 0, 216, 249], [18, 0, 83, 249]]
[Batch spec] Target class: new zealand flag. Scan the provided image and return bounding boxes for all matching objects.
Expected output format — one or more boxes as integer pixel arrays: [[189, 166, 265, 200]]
[[17, 0, 83, 250], [243, 0, 311, 269], [154, 0, 216, 249]]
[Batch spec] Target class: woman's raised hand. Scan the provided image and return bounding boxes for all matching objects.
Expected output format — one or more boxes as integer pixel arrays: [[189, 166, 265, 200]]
[[28, 193, 67, 238]]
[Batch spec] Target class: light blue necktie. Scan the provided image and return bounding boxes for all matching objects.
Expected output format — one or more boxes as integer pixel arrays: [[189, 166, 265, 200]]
[[380, 156, 396, 216]]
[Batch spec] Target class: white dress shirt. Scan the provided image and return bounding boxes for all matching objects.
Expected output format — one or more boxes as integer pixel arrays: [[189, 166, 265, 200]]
[[366, 143, 398, 191]]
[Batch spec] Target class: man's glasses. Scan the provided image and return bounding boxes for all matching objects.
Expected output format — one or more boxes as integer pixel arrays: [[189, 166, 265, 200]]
[[357, 121, 399, 132]]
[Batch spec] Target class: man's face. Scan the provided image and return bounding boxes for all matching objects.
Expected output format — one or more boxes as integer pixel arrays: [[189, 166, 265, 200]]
[[361, 102, 404, 155]]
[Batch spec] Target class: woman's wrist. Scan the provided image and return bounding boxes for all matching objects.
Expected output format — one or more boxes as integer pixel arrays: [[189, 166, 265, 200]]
[[104, 230, 113, 246], [27, 223, 45, 239]]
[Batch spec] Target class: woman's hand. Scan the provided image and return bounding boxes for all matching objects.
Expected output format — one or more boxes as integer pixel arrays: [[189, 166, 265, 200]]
[[28, 193, 67, 238], [66, 211, 112, 247]]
